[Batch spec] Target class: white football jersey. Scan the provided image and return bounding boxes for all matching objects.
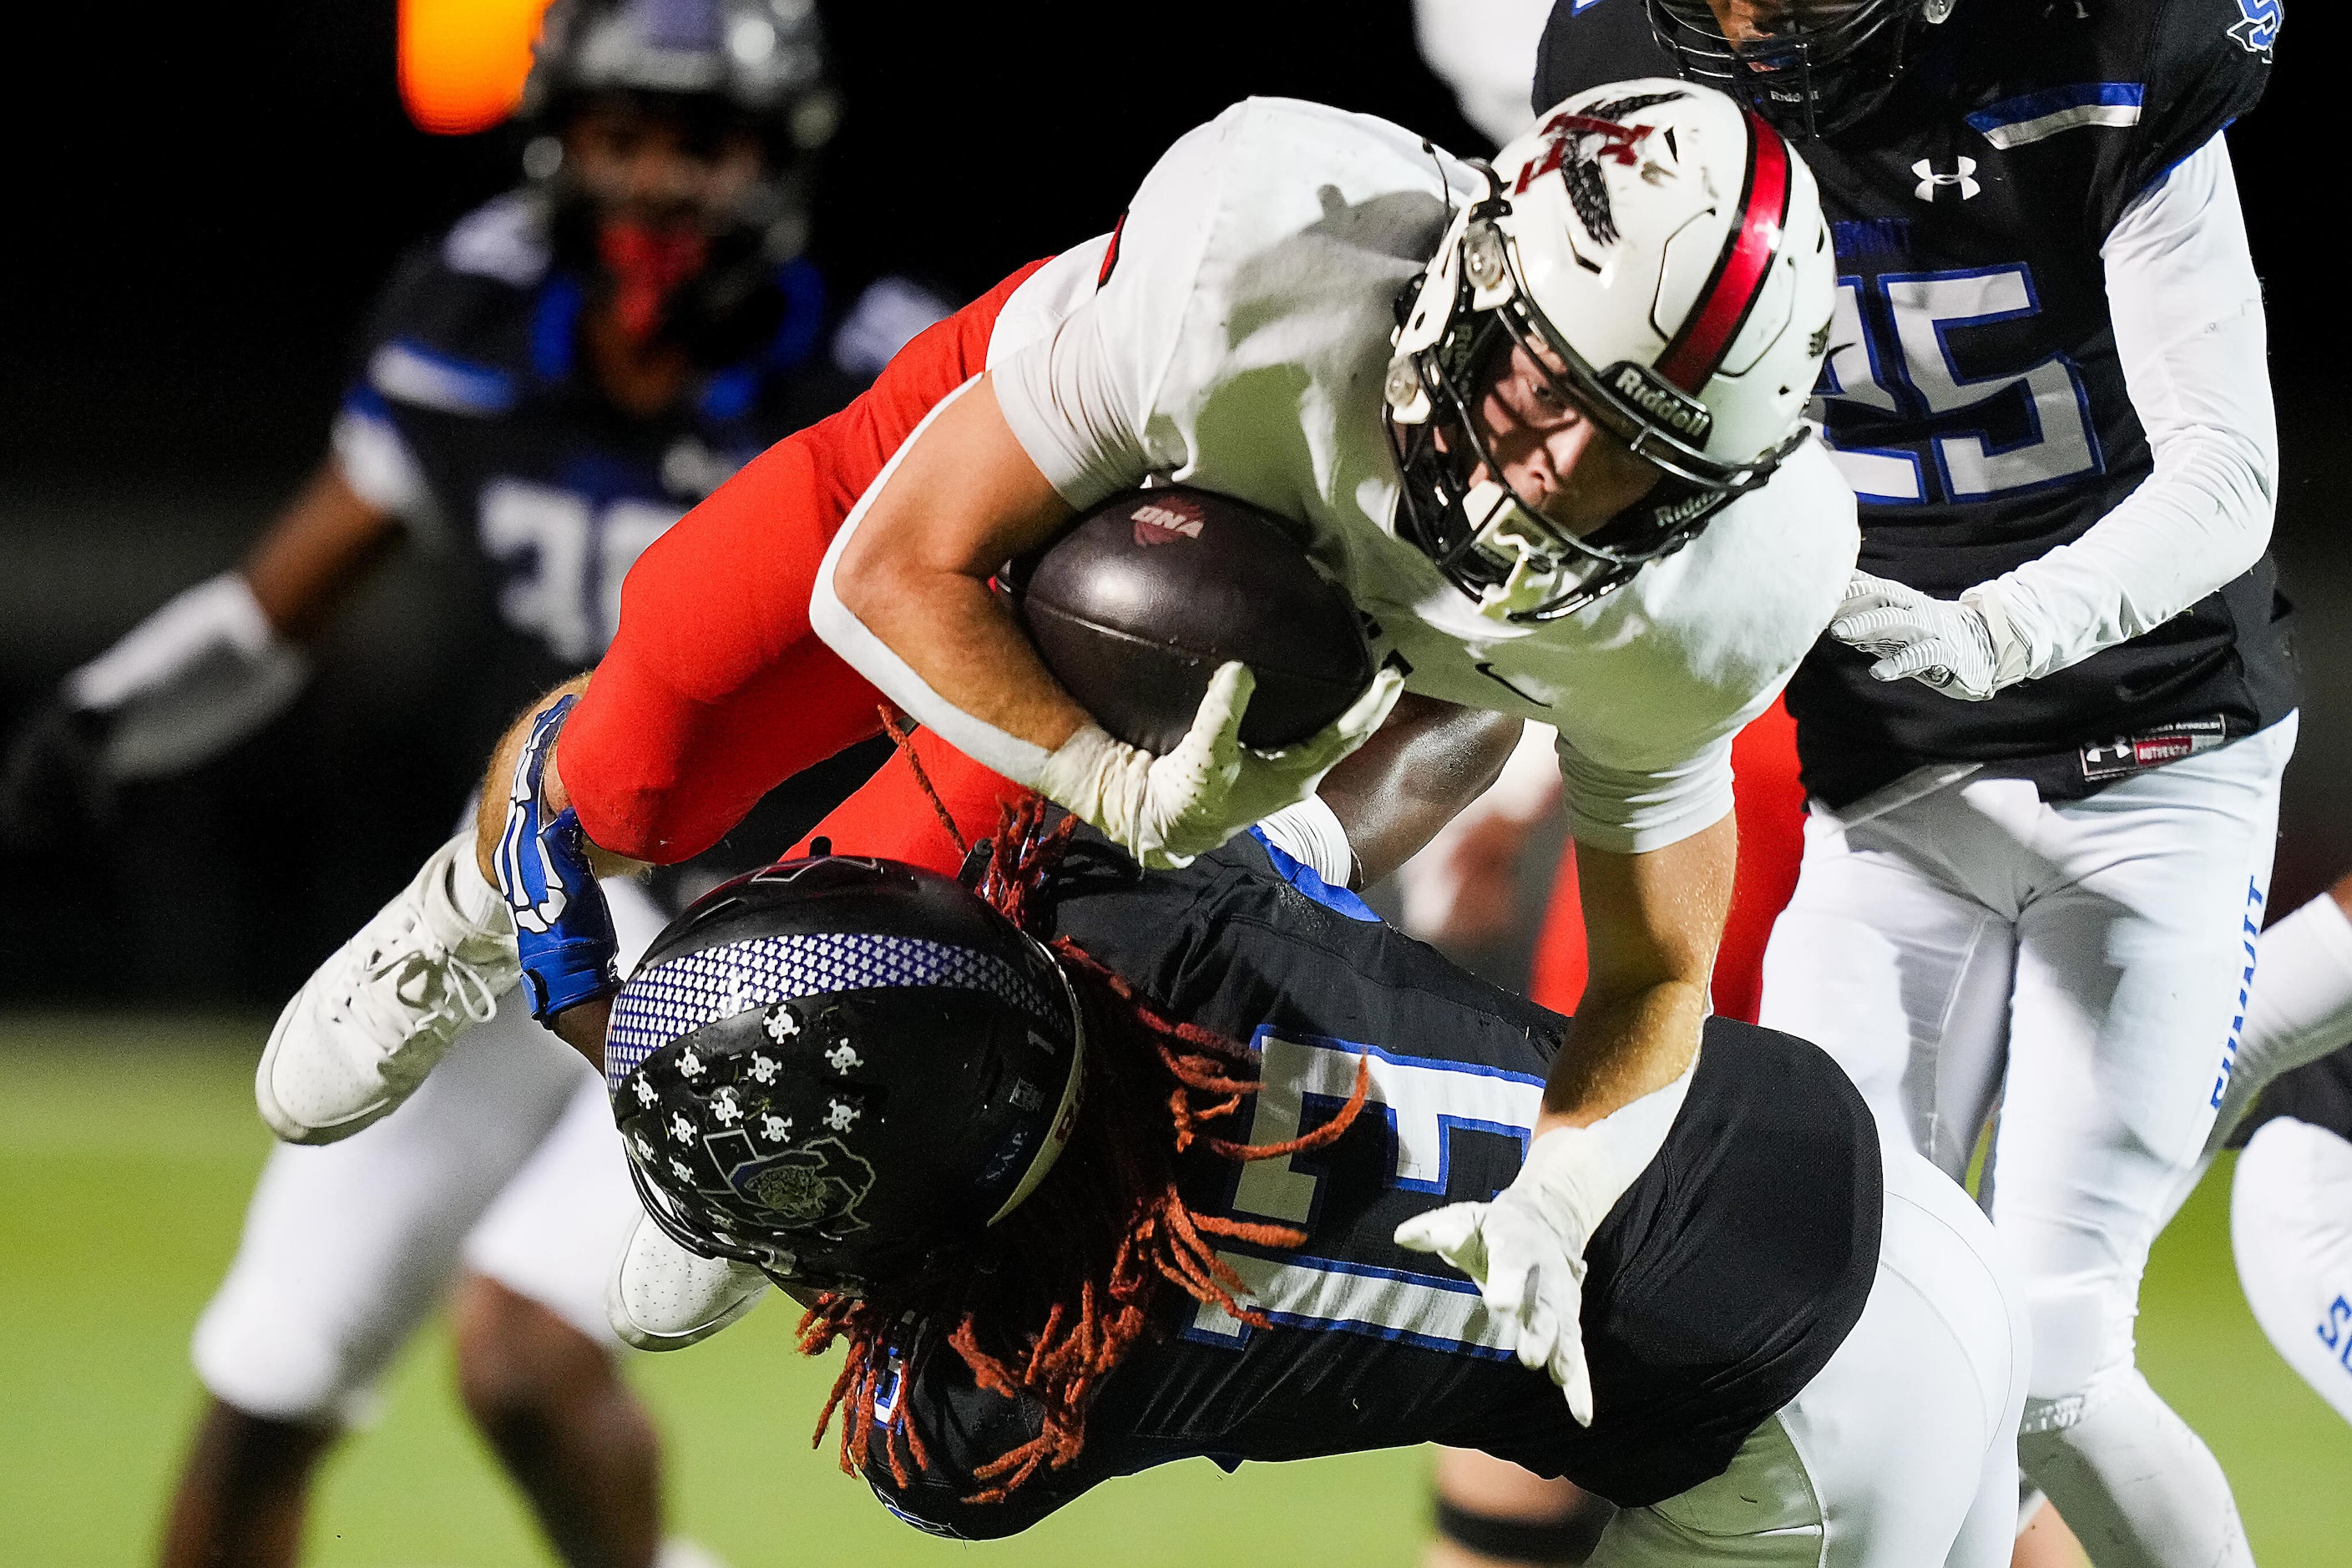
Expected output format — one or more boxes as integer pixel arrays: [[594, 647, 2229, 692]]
[[987, 97, 1858, 852]]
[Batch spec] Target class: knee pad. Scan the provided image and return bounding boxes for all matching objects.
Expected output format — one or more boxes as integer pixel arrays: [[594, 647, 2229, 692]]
[[1433, 1495, 1615, 1565], [190, 1272, 389, 1429]]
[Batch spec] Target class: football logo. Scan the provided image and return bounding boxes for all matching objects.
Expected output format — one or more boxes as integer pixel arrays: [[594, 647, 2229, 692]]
[[1131, 496, 1206, 546], [1513, 91, 1687, 247]]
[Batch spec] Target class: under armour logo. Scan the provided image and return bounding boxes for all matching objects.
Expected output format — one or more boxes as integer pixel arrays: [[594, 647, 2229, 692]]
[[1913, 158, 1980, 201]]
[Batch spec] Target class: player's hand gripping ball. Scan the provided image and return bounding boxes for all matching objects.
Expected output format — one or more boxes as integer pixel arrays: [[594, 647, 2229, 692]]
[[1016, 488, 1402, 869]]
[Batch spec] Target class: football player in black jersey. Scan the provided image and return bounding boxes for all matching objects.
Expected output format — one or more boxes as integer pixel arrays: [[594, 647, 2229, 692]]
[[1535, 3, 2290, 1565], [0, 5, 940, 1566], [588, 725, 2028, 1565], [2228, 1006, 2352, 1433]]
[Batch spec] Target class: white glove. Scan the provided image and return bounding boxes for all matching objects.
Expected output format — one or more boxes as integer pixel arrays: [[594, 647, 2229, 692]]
[[1037, 661, 1404, 871], [1394, 1054, 1697, 1425], [1828, 571, 2026, 702]]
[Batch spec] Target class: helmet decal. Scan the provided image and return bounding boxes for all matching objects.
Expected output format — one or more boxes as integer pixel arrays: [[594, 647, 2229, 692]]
[[709, 1130, 877, 1230], [606, 930, 1060, 1085], [1654, 110, 1793, 392], [1512, 91, 1690, 245]]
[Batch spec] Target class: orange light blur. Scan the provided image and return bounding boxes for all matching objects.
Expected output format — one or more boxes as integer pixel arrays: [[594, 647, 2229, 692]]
[[398, 0, 558, 136]]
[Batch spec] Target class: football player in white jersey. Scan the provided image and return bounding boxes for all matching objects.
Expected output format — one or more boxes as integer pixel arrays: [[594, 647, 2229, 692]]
[[809, 76, 1850, 1454], [258, 78, 1856, 1455]]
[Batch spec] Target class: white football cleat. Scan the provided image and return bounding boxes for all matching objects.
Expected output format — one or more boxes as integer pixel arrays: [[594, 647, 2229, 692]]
[[609, 1212, 771, 1352], [255, 832, 519, 1145]]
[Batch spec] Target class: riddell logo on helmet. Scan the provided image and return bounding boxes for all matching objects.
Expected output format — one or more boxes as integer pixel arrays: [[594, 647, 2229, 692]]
[[1609, 363, 1713, 443], [1131, 498, 1206, 546]]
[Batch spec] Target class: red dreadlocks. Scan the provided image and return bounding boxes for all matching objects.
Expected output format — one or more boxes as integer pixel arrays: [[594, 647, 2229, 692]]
[[797, 771, 1369, 1503]]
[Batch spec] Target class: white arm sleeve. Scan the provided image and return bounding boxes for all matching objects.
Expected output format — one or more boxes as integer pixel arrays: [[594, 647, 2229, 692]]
[[62, 572, 311, 780], [1980, 134, 2275, 681], [993, 306, 1156, 510], [1554, 731, 1736, 857]]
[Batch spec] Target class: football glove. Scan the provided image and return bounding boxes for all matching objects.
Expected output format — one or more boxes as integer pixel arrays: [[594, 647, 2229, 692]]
[[0, 702, 114, 858], [1036, 661, 1404, 871], [1395, 1054, 1698, 1426], [1828, 571, 2026, 702], [493, 695, 620, 1021]]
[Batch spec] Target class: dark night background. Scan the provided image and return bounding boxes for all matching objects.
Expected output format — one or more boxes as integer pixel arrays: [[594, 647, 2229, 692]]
[[0, 1, 2342, 1002]]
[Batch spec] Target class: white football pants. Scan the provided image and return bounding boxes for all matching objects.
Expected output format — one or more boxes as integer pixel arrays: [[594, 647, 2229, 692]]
[[190, 878, 665, 1427], [1593, 1135, 2030, 1566], [2232, 1115, 2352, 1428], [1759, 716, 2294, 1568]]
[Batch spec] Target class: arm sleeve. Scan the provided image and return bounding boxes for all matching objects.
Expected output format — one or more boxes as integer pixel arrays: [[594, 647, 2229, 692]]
[[329, 389, 432, 521], [1980, 134, 2275, 682], [1553, 731, 1736, 857]]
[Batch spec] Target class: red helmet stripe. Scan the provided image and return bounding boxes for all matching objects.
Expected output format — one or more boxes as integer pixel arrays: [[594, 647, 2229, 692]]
[[1653, 113, 1793, 394]]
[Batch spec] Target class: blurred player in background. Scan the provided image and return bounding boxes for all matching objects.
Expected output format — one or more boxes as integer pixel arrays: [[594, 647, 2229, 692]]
[[2228, 869, 2352, 1428], [0, 3, 944, 1565], [1539, 3, 2293, 1566]]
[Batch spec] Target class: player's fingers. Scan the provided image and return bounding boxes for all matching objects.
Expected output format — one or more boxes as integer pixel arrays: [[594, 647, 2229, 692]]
[[1275, 666, 1405, 770], [1871, 641, 1955, 682], [1394, 1205, 1487, 1277], [1187, 662, 1257, 753], [1558, 1340, 1596, 1427], [1835, 571, 1915, 615], [1828, 606, 1925, 647], [1511, 1268, 1557, 1373]]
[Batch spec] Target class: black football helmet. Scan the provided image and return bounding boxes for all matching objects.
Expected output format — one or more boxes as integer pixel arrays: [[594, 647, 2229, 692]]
[[604, 856, 1087, 1296], [1645, 0, 1959, 139], [521, 0, 840, 363]]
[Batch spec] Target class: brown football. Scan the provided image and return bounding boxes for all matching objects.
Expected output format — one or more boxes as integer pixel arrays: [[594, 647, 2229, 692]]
[[1010, 486, 1374, 756]]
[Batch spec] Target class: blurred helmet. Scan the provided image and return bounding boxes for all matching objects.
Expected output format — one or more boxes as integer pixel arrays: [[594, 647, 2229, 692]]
[[604, 856, 1087, 1296], [1645, 0, 1960, 139], [522, 0, 839, 154], [518, 0, 842, 364], [1385, 80, 1834, 621]]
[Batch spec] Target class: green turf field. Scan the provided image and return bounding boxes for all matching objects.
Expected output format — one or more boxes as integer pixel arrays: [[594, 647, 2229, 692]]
[[3, 1014, 2348, 1567]]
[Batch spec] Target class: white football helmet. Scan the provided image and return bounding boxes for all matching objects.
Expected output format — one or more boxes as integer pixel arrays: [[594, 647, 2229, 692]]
[[1386, 79, 1834, 621]]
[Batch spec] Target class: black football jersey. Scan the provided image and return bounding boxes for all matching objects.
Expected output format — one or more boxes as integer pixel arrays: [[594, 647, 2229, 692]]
[[2233, 1044, 2352, 1147], [336, 190, 877, 740], [864, 831, 1883, 1538], [1535, 0, 2296, 807]]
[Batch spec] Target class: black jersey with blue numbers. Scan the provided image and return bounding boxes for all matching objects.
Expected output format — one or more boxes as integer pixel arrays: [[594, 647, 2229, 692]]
[[863, 831, 1883, 1537], [1535, 0, 2295, 807], [334, 190, 913, 740]]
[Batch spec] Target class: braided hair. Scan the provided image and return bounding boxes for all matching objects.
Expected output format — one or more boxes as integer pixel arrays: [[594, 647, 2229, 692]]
[[797, 784, 1369, 1502]]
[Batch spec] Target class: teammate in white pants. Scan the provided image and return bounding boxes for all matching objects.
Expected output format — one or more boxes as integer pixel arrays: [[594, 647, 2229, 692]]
[[0, 7, 941, 1564]]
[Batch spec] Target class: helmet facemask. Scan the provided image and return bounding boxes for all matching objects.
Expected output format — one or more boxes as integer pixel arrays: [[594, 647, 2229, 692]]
[[1386, 182, 1801, 624], [1645, 0, 1956, 138]]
